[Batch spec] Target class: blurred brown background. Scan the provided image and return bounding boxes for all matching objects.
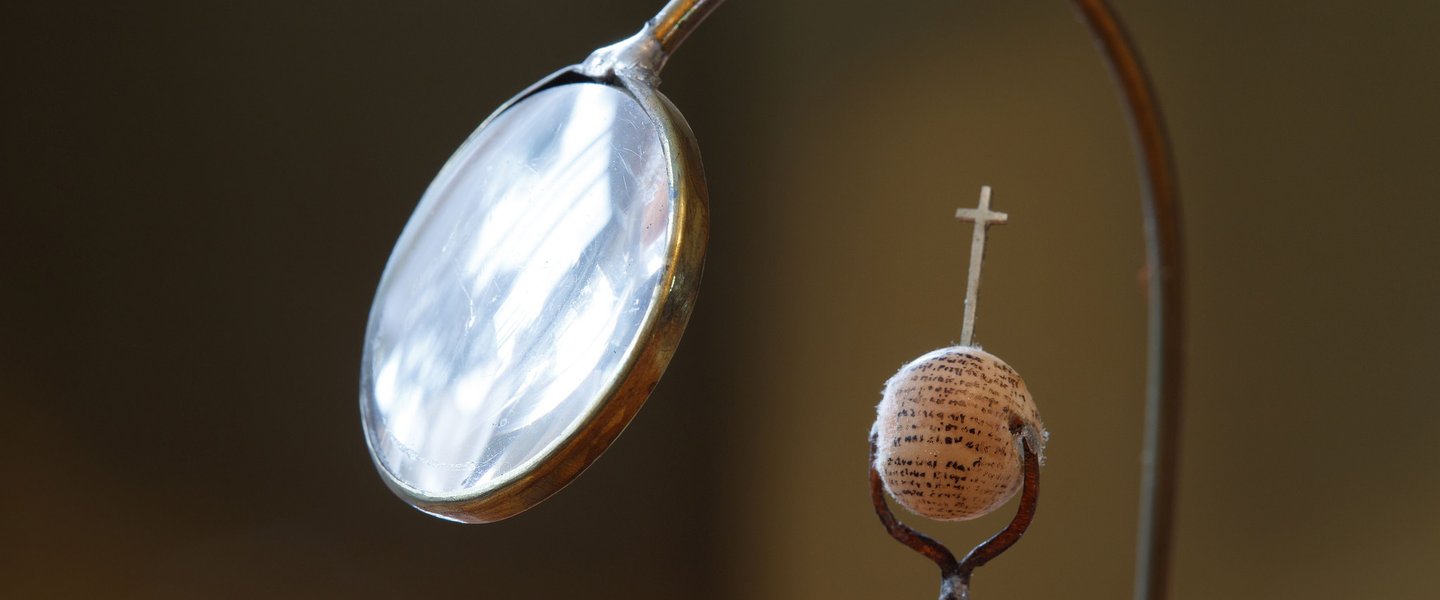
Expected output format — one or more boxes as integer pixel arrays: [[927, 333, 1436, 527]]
[[3, 1, 1438, 598]]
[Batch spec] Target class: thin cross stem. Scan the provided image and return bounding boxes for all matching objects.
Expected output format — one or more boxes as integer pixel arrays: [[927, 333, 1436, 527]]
[[954, 186, 1009, 346]]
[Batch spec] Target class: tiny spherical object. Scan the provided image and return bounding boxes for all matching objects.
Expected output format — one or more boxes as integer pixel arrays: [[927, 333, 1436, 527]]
[[873, 346, 1046, 521]]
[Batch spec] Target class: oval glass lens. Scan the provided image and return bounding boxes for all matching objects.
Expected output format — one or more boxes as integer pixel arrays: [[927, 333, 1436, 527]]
[[361, 83, 671, 503]]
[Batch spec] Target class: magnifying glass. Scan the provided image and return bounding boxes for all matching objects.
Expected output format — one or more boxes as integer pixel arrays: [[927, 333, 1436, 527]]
[[360, 0, 726, 523]]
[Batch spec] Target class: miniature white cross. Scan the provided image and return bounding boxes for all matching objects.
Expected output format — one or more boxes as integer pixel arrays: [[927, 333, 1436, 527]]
[[954, 185, 1008, 346]]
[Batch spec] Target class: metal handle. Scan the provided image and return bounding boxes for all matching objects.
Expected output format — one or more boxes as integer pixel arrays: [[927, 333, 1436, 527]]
[[581, 0, 728, 79], [651, 0, 728, 57]]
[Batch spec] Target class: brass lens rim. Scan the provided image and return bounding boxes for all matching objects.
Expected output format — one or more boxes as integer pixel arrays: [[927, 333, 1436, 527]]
[[364, 68, 709, 524]]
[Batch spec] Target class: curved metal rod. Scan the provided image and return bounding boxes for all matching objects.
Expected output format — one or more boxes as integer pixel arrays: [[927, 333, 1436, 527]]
[[868, 434, 962, 577], [956, 422, 1042, 579], [1065, 2, 1185, 599], [869, 419, 1041, 600]]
